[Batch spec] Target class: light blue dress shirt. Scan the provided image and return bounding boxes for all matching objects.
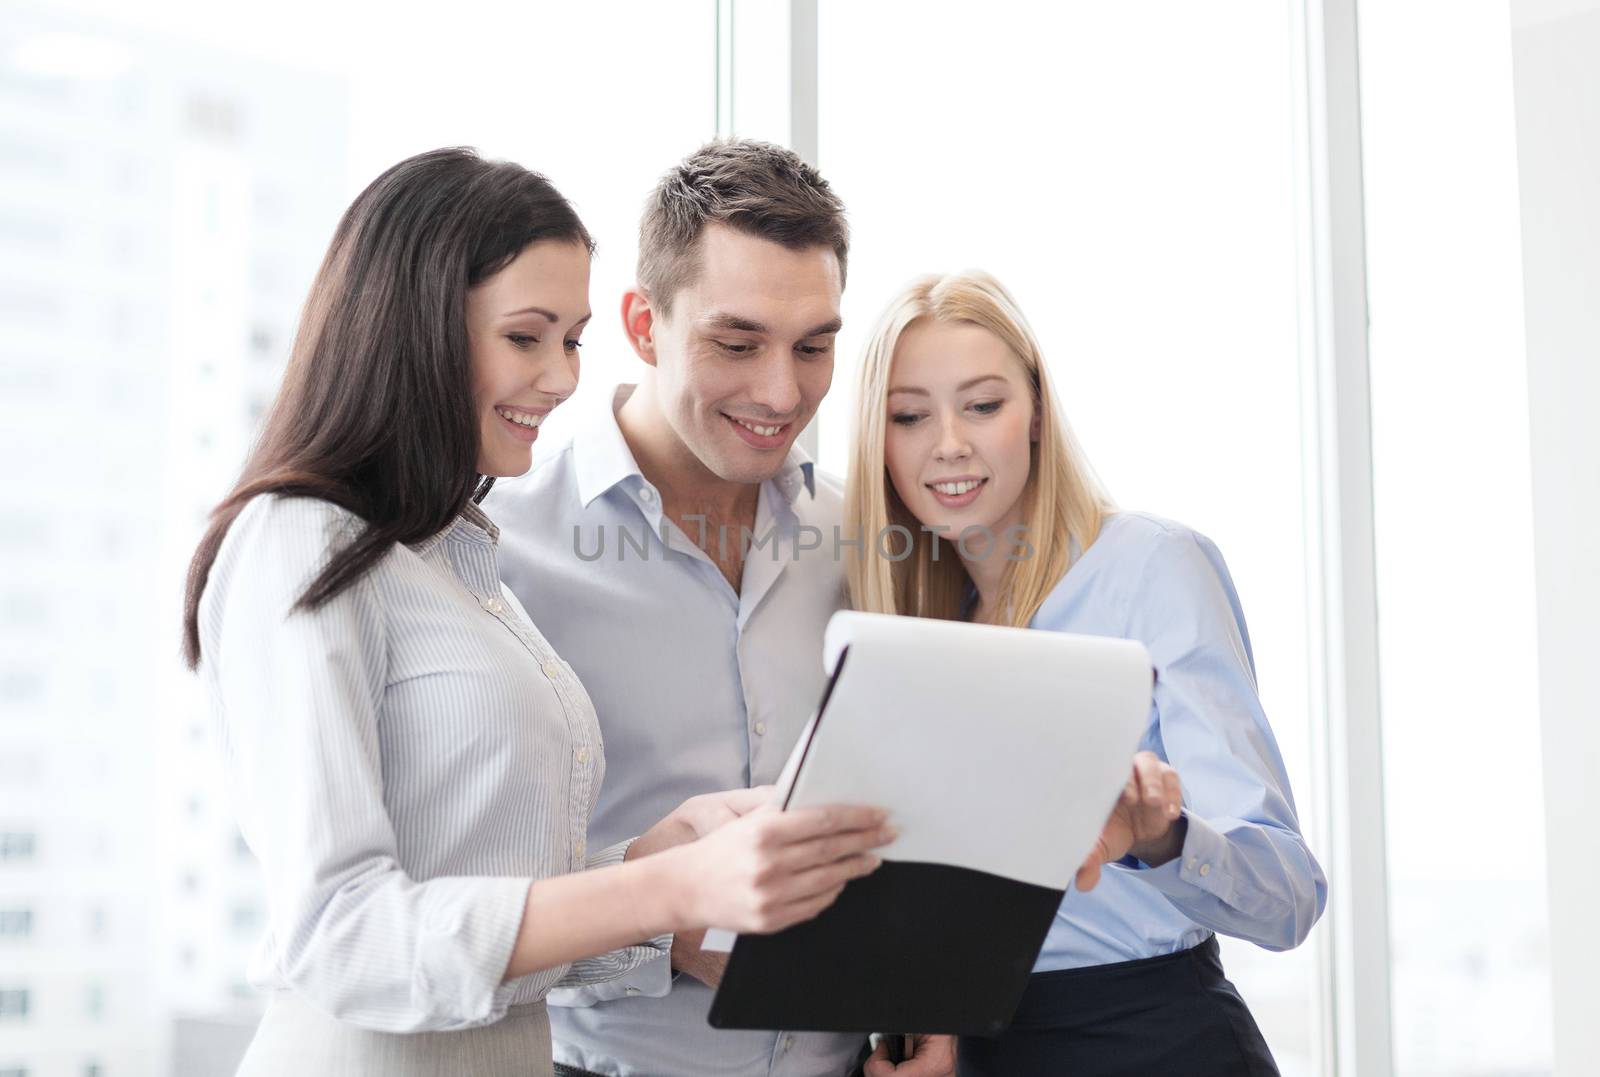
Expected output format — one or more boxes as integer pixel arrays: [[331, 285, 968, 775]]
[[1030, 511, 1327, 970], [489, 386, 862, 1077]]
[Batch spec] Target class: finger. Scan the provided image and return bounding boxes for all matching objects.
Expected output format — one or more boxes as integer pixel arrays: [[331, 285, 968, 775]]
[[901, 1049, 947, 1077], [863, 1043, 893, 1077], [775, 851, 883, 904], [778, 822, 898, 871], [767, 804, 891, 844], [765, 881, 847, 932], [1134, 753, 1168, 817], [1162, 768, 1183, 819], [722, 787, 773, 815], [1075, 855, 1103, 892]]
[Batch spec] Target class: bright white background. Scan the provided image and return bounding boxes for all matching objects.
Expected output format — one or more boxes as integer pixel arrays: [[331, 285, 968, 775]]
[[0, 2, 1563, 1075]]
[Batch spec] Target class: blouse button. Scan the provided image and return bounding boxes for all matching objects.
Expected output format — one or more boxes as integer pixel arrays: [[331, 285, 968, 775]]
[[542, 660, 560, 679], [482, 596, 504, 614], [576, 746, 591, 765]]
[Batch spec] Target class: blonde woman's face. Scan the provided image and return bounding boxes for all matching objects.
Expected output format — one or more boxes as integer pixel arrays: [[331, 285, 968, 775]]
[[883, 318, 1037, 546]]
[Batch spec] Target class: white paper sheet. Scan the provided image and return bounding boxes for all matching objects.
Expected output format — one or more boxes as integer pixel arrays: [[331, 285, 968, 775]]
[[701, 611, 1152, 951], [801, 610, 1150, 890]]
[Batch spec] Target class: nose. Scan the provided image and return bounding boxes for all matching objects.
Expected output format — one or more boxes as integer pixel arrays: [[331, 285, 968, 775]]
[[749, 352, 802, 418], [536, 345, 579, 403], [934, 412, 971, 462]]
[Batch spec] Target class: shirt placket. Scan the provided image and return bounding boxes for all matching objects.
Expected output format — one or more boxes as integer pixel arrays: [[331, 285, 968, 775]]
[[451, 533, 598, 871]]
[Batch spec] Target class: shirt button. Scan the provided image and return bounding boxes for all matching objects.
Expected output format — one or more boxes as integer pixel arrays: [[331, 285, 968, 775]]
[[1199, 863, 1211, 877], [754, 721, 767, 736], [542, 660, 560, 679], [576, 746, 591, 764], [483, 596, 504, 613], [640, 487, 657, 503]]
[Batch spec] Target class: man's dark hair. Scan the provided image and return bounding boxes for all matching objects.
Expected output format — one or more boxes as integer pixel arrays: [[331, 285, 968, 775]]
[[637, 139, 849, 315]]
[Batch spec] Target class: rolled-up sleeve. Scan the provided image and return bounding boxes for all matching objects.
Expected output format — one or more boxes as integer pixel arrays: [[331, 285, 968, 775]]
[[1122, 528, 1328, 951], [207, 498, 532, 1031], [548, 837, 674, 996]]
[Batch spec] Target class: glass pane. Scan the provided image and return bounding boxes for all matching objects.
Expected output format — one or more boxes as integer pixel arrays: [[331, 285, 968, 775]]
[[2, 2, 713, 1073], [818, 3, 1323, 1072], [1359, 3, 1554, 1075]]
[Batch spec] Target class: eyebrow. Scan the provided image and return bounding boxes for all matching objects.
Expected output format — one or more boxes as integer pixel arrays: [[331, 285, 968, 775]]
[[887, 374, 1009, 396], [703, 312, 844, 338], [501, 307, 592, 328]]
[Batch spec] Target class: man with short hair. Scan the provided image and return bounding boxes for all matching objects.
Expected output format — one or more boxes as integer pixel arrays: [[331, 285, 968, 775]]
[[493, 140, 881, 1077]]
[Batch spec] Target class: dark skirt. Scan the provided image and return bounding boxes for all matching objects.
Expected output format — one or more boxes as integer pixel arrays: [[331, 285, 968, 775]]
[[957, 936, 1278, 1077]]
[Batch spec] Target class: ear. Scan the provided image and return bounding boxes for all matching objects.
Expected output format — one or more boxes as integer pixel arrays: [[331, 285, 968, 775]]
[[621, 288, 658, 367]]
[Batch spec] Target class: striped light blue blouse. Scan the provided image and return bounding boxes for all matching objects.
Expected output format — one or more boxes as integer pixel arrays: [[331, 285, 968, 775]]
[[198, 494, 665, 1034]]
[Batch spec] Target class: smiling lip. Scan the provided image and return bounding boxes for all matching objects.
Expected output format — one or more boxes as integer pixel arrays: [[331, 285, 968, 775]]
[[724, 413, 792, 450], [495, 405, 550, 444], [926, 476, 987, 509]]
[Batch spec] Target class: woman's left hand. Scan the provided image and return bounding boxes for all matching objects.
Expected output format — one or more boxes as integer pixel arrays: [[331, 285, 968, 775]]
[[1075, 752, 1186, 891]]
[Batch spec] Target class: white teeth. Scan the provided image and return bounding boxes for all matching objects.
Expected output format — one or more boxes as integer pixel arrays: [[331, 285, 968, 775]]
[[734, 418, 783, 437], [931, 479, 982, 495], [497, 407, 544, 429]]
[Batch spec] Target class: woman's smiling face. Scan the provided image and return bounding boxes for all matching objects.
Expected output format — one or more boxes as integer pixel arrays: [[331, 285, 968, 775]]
[[883, 317, 1037, 545], [467, 239, 592, 477]]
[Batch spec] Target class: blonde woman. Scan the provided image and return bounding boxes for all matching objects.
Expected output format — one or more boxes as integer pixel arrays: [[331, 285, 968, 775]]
[[849, 272, 1326, 1077]]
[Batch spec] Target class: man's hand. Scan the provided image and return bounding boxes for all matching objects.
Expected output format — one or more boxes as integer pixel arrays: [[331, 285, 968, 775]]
[[863, 1034, 956, 1076], [1075, 751, 1186, 891], [670, 927, 730, 988], [629, 786, 775, 860]]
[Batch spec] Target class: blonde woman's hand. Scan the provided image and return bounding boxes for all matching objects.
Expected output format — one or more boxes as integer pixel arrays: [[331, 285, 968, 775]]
[[668, 803, 894, 934], [1075, 751, 1186, 891]]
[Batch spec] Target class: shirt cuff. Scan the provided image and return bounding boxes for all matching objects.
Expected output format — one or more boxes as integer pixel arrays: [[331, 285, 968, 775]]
[[1128, 810, 1236, 906], [548, 948, 674, 1006], [586, 836, 636, 870], [414, 874, 535, 1029]]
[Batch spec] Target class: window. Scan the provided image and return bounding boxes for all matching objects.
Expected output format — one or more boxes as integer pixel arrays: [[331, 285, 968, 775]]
[[0, 989, 29, 1020], [0, 910, 32, 940], [816, 3, 1322, 1070], [1359, 3, 1553, 1074], [0, 833, 35, 862]]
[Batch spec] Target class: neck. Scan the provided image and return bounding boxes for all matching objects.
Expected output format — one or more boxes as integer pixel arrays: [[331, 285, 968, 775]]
[[960, 540, 1010, 622], [616, 377, 759, 520]]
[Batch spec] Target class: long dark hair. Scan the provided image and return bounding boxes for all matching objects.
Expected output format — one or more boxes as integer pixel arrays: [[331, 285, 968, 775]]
[[182, 147, 593, 668]]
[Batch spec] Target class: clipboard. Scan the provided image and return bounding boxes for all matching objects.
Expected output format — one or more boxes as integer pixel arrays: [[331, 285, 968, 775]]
[[707, 611, 1152, 1036]]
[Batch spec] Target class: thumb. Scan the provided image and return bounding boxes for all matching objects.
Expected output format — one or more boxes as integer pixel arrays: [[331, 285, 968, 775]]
[[724, 787, 774, 814], [1075, 845, 1105, 891]]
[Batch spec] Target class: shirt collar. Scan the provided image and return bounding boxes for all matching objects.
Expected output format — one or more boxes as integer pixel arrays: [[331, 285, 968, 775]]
[[575, 383, 817, 509], [408, 500, 499, 556]]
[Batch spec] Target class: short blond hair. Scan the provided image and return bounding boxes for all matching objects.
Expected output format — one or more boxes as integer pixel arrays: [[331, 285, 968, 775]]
[[845, 271, 1112, 625]]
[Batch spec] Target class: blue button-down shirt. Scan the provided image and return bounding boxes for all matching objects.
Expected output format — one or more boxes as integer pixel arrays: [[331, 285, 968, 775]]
[[1032, 511, 1327, 969], [490, 386, 862, 1077]]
